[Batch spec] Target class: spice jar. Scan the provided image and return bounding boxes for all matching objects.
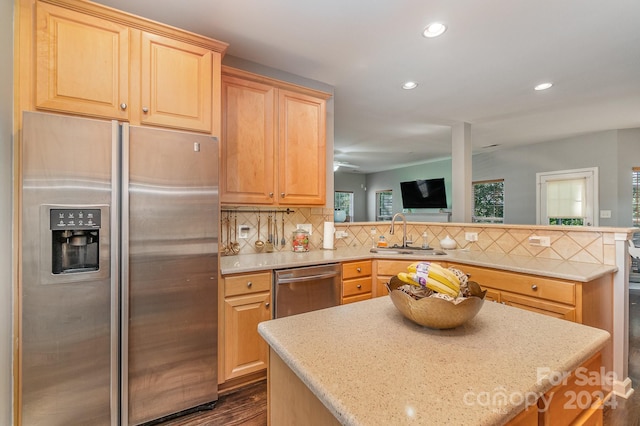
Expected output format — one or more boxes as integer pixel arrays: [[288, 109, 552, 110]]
[[292, 228, 310, 252]]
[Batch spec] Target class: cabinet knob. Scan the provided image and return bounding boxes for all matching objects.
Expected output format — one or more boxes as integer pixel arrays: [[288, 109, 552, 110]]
[[265, 302, 270, 308], [531, 284, 538, 291], [120, 103, 127, 110], [142, 107, 149, 113], [356, 267, 361, 273], [356, 284, 362, 289], [269, 192, 274, 198], [247, 281, 252, 288], [281, 192, 285, 198]]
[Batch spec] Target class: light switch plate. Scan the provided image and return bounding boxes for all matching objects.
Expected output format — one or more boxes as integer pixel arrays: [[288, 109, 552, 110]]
[[600, 210, 612, 218], [238, 225, 250, 239]]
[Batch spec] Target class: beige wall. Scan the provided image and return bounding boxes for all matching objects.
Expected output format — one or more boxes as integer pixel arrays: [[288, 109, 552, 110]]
[[2, 0, 13, 424]]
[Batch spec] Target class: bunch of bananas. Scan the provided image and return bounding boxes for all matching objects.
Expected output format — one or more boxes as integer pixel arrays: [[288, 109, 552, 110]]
[[396, 262, 462, 298]]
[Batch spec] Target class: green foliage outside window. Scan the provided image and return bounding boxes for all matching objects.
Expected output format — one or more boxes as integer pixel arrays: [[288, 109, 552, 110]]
[[473, 180, 504, 223], [334, 191, 353, 221]]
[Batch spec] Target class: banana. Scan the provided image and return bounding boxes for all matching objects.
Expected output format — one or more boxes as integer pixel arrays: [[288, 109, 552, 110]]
[[397, 270, 460, 298], [397, 272, 419, 286], [407, 262, 460, 295]]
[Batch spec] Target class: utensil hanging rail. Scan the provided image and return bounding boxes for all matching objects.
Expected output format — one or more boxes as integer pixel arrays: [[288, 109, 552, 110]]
[[221, 207, 295, 215]]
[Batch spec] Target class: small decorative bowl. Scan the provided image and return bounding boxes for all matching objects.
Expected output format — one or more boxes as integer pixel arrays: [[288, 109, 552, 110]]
[[386, 277, 486, 329]]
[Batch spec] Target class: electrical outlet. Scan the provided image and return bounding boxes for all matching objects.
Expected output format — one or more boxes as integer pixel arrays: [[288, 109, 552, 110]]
[[465, 232, 478, 242], [335, 231, 348, 239], [238, 225, 250, 239], [529, 235, 550, 247]]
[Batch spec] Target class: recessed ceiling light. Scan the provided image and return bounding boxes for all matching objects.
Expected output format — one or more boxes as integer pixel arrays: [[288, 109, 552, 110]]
[[402, 81, 418, 90], [534, 82, 553, 91], [422, 22, 447, 38]]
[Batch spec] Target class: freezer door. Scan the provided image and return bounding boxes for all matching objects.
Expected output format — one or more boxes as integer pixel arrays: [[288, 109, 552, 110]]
[[124, 125, 218, 425], [20, 111, 117, 426]]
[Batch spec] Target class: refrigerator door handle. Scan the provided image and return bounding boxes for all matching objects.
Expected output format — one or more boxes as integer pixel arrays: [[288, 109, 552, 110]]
[[110, 120, 120, 426], [119, 122, 131, 426]]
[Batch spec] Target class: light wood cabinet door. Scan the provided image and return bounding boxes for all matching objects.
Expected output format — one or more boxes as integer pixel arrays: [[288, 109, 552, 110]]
[[140, 32, 214, 132], [223, 291, 271, 381], [36, 1, 129, 120], [277, 89, 327, 205], [220, 67, 329, 206], [221, 76, 276, 204]]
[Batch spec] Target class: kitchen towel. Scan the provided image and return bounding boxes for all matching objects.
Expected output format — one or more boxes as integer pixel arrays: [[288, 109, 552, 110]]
[[323, 221, 335, 250]]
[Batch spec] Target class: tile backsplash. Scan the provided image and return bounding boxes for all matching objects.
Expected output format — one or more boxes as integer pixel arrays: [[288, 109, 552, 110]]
[[220, 207, 333, 255], [221, 208, 627, 266]]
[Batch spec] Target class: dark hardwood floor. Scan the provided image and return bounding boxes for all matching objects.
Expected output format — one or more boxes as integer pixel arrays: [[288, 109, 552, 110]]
[[157, 290, 640, 425], [157, 380, 267, 426]]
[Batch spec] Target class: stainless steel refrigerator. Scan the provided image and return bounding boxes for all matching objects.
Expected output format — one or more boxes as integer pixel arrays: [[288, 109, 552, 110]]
[[20, 111, 219, 425]]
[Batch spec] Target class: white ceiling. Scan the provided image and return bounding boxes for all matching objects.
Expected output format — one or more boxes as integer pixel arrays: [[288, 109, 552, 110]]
[[95, 0, 640, 173]]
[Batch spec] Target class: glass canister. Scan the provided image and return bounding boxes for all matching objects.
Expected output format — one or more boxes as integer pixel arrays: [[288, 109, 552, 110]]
[[292, 228, 310, 252]]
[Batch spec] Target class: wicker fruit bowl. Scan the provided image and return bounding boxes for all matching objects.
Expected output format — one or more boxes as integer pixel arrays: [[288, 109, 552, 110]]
[[386, 275, 486, 329]]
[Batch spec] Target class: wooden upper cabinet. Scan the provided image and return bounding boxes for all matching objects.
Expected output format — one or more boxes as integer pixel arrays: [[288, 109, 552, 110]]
[[221, 76, 276, 204], [35, 1, 129, 120], [220, 67, 331, 206], [25, 0, 228, 133], [140, 32, 214, 133], [277, 89, 327, 205]]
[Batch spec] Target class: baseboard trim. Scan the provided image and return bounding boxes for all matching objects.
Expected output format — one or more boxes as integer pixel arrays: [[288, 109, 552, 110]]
[[612, 377, 635, 399]]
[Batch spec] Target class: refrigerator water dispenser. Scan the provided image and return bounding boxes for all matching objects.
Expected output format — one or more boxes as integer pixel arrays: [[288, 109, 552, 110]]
[[50, 208, 101, 274]]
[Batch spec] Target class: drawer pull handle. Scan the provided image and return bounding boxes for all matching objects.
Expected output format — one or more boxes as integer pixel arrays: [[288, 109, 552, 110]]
[[531, 284, 538, 291], [356, 267, 361, 272], [247, 281, 252, 288], [356, 284, 362, 289]]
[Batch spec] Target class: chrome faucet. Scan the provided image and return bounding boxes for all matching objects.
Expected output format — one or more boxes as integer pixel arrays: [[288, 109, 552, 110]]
[[389, 213, 408, 248]]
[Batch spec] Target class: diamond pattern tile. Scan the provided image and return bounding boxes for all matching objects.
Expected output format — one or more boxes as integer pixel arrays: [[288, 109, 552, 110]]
[[220, 210, 622, 266]]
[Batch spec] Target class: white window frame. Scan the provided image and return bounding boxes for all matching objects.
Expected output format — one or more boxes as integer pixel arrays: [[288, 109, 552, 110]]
[[536, 167, 599, 226]]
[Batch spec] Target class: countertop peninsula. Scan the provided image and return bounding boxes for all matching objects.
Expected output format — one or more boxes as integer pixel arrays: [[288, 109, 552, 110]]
[[220, 246, 617, 282], [258, 297, 611, 425]]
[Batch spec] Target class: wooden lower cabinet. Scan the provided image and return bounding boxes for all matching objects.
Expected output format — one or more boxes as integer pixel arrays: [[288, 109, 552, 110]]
[[372, 259, 414, 298], [538, 352, 605, 425], [222, 271, 272, 383], [449, 262, 613, 380], [341, 260, 372, 304]]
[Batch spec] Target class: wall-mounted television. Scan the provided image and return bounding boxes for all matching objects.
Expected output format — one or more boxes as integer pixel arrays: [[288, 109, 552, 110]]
[[400, 178, 448, 209]]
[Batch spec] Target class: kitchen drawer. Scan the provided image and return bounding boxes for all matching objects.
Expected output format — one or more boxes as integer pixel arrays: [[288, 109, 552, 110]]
[[342, 261, 372, 279], [343, 277, 372, 298], [375, 260, 413, 276], [225, 271, 272, 297], [500, 291, 576, 321], [457, 264, 575, 305], [342, 292, 371, 305]]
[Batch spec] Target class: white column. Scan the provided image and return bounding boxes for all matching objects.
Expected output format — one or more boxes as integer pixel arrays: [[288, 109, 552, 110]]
[[451, 122, 472, 223], [612, 233, 634, 398]]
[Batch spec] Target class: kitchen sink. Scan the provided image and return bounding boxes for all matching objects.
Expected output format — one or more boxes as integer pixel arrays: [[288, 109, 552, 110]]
[[369, 246, 447, 256]]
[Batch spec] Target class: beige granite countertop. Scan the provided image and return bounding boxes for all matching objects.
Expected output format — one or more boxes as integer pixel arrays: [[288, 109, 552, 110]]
[[220, 246, 617, 282], [258, 297, 611, 426]]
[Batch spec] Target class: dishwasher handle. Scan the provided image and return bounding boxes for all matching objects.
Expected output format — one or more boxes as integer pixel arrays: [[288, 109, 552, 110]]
[[276, 271, 340, 284]]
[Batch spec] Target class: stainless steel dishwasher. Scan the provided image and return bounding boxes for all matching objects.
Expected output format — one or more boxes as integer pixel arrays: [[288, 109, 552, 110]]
[[274, 263, 342, 318]]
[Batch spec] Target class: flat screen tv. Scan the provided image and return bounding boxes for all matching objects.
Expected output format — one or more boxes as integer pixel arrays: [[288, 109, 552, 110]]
[[400, 178, 448, 209]]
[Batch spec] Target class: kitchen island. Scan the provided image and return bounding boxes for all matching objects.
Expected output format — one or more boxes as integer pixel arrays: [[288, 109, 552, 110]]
[[258, 296, 610, 425]]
